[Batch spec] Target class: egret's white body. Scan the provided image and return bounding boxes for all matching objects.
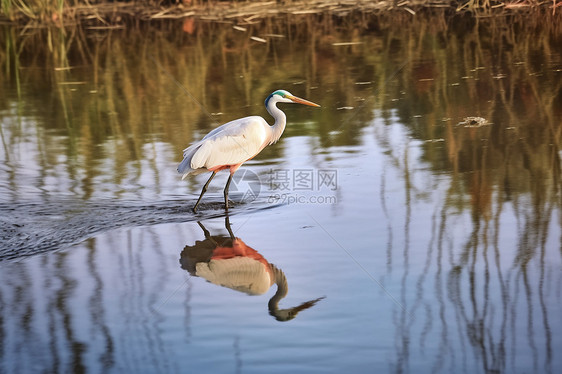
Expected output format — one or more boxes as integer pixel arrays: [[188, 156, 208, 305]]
[[178, 89, 319, 212], [178, 116, 271, 177]]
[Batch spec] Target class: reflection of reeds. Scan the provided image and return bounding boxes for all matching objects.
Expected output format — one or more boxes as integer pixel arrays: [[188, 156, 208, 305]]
[[387, 10, 562, 215], [362, 10, 561, 373], [1, 10, 561, 201]]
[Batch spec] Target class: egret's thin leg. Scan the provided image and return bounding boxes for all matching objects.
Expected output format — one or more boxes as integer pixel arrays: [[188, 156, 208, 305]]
[[224, 174, 233, 210], [197, 221, 218, 245], [225, 216, 235, 240], [193, 171, 216, 213]]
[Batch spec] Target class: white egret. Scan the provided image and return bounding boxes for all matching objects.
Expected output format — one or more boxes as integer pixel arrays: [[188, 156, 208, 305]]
[[178, 89, 320, 212]]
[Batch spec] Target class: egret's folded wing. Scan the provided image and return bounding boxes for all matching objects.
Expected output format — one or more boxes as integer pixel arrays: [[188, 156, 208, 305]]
[[201, 116, 264, 141], [191, 119, 268, 170]]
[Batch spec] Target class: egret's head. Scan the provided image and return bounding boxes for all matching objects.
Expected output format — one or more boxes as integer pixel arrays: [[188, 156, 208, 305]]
[[265, 90, 320, 108]]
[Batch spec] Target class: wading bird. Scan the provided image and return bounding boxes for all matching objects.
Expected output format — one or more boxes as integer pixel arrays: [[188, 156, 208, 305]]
[[178, 90, 320, 212]]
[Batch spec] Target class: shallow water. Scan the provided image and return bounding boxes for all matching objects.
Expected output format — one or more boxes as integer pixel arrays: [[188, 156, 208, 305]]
[[1, 12, 562, 373]]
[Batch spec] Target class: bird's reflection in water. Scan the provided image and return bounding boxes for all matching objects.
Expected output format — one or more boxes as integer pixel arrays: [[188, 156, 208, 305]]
[[180, 217, 324, 321]]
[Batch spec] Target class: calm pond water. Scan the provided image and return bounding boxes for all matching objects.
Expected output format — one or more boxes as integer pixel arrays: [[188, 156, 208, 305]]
[[1, 11, 562, 373]]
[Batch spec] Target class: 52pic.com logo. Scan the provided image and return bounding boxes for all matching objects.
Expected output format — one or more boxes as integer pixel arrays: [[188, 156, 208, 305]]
[[267, 193, 337, 205]]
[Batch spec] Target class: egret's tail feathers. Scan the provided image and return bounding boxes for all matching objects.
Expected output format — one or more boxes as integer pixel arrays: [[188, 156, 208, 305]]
[[177, 156, 192, 175], [178, 142, 204, 178]]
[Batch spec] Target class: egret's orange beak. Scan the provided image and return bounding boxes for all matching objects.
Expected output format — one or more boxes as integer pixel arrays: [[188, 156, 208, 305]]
[[288, 95, 321, 107]]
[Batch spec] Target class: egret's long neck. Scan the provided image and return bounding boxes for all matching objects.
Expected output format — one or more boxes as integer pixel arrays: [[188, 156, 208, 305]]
[[268, 264, 289, 318], [267, 264, 324, 322], [266, 99, 287, 144]]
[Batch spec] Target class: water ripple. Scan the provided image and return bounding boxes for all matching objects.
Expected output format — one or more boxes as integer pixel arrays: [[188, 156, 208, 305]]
[[0, 198, 282, 262]]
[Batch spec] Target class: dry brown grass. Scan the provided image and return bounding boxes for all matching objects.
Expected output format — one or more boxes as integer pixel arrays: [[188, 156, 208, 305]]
[[1, 0, 561, 28]]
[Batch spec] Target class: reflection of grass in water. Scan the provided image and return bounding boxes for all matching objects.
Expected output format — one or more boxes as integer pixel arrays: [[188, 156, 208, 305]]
[[0, 11, 560, 206], [382, 13, 561, 371], [369, 15, 561, 374], [384, 11, 562, 213]]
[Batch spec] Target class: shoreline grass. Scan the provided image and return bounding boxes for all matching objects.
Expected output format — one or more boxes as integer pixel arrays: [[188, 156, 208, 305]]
[[1, 0, 561, 27]]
